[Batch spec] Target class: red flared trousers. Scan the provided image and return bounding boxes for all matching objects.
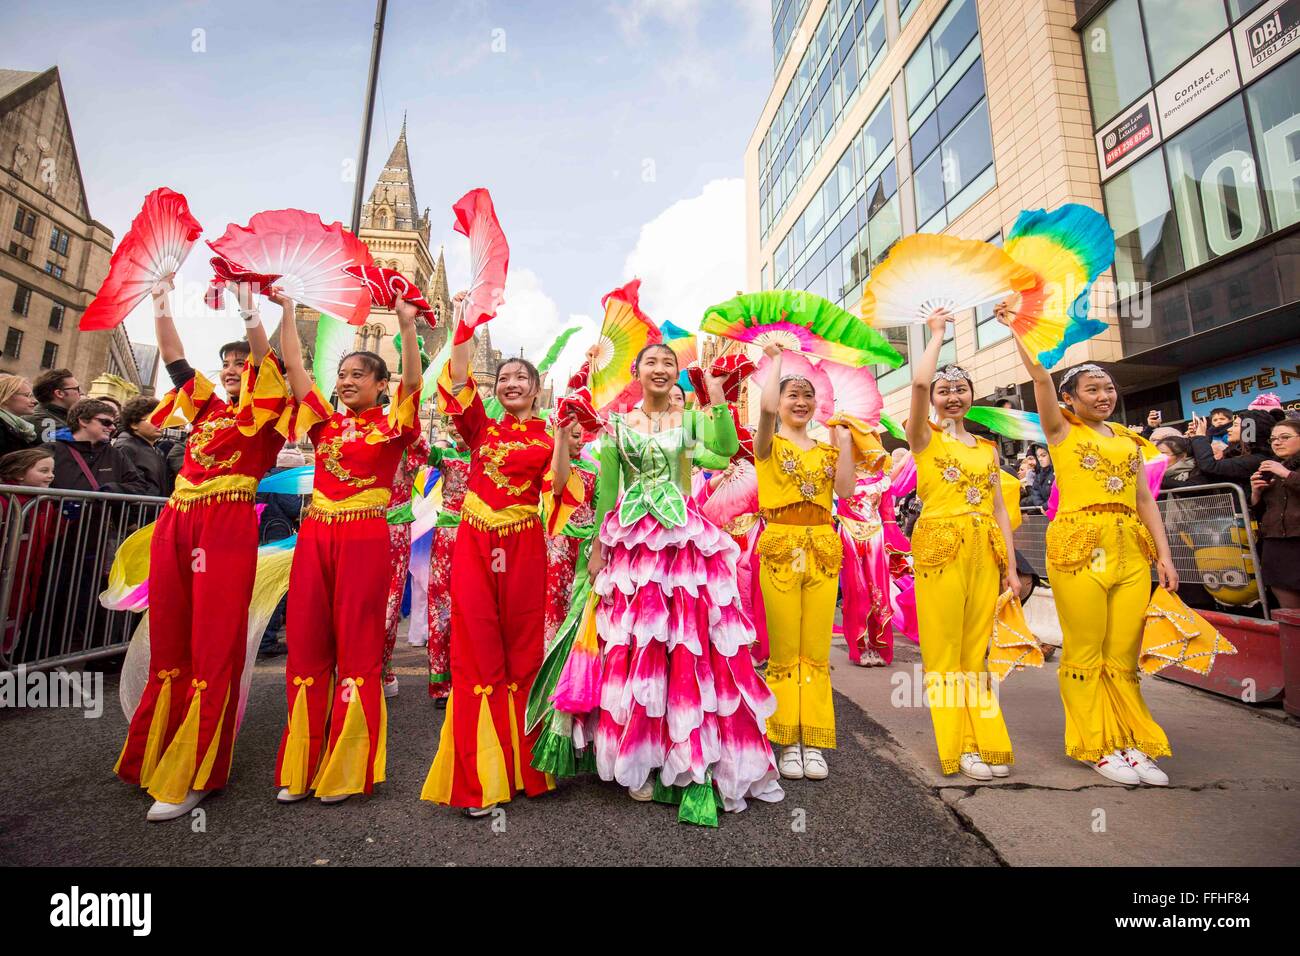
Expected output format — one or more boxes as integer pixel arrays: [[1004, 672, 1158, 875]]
[[422, 522, 553, 807], [116, 501, 258, 802], [276, 514, 390, 797]]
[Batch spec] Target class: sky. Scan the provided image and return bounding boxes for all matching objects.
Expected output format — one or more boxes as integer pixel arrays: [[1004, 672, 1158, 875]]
[[0, 0, 775, 386]]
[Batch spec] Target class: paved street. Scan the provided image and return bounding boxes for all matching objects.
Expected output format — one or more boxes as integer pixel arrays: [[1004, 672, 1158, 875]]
[[2, 627, 1297, 867], [0, 640, 995, 867]]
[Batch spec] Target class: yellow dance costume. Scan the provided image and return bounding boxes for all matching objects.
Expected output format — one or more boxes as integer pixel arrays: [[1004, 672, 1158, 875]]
[[1047, 413, 1169, 762], [756, 433, 843, 749], [911, 422, 1014, 774]]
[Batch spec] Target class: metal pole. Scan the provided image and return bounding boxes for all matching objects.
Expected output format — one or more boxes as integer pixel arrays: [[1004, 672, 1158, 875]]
[[350, 0, 388, 234]]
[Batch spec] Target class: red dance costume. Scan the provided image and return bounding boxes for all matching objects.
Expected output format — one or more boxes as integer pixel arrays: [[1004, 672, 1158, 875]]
[[275, 383, 421, 798], [422, 369, 559, 809], [544, 464, 598, 647], [116, 355, 290, 803], [383, 437, 430, 679], [426, 446, 470, 699]]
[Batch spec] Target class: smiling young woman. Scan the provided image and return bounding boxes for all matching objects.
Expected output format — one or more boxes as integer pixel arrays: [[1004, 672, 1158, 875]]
[[904, 308, 1021, 783]]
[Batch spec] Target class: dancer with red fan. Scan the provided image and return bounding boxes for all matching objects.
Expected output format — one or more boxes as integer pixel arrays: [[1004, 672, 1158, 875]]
[[273, 289, 424, 804], [115, 277, 292, 822], [421, 291, 568, 816]]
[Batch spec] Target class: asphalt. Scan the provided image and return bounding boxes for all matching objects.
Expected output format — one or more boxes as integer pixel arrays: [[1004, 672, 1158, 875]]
[[0, 642, 997, 867]]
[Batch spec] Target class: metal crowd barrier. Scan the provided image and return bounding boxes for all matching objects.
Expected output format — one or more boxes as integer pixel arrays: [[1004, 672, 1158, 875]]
[[1012, 482, 1270, 621], [0, 485, 167, 673]]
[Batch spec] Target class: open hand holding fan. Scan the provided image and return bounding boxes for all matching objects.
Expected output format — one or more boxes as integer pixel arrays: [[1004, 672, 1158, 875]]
[[590, 279, 660, 412], [207, 209, 373, 325], [202, 256, 282, 311], [1001, 204, 1115, 367], [343, 265, 437, 323], [702, 290, 902, 368], [82, 187, 202, 330], [452, 188, 509, 345], [555, 387, 607, 435], [859, 234, 1037, 327]]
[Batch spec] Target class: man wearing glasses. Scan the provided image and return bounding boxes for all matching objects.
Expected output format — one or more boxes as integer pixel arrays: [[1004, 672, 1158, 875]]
[[26, 368, 84, 441], [45, 398, 149, 494]]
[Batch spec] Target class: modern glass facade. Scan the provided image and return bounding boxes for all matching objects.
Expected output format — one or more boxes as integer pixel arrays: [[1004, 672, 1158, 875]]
[[1083, 0, 1300, 358]]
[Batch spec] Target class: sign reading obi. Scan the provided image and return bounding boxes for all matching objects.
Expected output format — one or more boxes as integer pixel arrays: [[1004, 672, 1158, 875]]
[[1180, 344, 1300, 417]]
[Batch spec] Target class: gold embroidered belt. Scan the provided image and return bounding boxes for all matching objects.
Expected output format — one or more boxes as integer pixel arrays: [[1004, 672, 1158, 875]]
[[167, 474, 258, 512], [305, 488, 391, 523], [461, 490, 540, 535], [761, 502, 831, 526]]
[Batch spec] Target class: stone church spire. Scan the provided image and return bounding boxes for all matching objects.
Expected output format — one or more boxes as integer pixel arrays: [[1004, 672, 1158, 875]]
[[359, 120, 429, 242]]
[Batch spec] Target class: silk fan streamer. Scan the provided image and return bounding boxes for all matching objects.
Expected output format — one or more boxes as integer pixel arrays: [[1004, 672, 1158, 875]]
[[451, 187, 510, 345]]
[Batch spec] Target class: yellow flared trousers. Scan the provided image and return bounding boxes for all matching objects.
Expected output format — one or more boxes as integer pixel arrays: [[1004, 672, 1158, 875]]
[[759, 524, 841, 749], [1048, 517, 1170, 762], [913, 516, 1013, 775]]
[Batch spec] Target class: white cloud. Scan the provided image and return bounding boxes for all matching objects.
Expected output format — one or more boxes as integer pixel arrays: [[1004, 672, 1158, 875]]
[[622, 177, 746, 333], [491, 268, 599, 389]]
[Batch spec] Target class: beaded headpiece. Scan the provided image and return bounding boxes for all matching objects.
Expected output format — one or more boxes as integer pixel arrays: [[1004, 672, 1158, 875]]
[[779, 374, 816, 395], [1059, 363, 1107, 391], [931, 365, 972, 384]]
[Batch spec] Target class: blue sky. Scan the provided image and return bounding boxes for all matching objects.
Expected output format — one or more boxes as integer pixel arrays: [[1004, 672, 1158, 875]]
[[1, 0, 774, 384]]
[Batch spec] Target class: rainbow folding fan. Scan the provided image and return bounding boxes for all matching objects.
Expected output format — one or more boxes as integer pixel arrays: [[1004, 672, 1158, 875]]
[[207, 209, 373, 326], [965, 405, 1046, 443], [81, 187, 202, 330], [1003, 204, 1115, 367], [701, 290, 903, 368], [452, 187, 510, 345], [590, 279, 661, 412], [859, 234, 1038, 327], [660, 320, 698, 389]]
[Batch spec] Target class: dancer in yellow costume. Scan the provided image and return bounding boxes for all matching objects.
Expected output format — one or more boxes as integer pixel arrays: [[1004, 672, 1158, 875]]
[[906, 309, 1021, 781], [754, 344, 857, 781], [1006, 315, 1177, 787]]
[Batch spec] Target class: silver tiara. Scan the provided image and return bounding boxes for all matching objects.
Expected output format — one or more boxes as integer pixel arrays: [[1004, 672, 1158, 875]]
[[931, 366, 971, 383], [1060, 363, 1106, 389], [780, 374, 815, 391]]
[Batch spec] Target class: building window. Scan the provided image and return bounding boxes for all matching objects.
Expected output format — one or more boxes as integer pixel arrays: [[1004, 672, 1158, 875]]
[[875, 327, 911, 395], [4, 329, 23, 360], [44, 261, 64, 278], [1082, 0, 1152, 127], [40, 341, 57, 370], [49, 227, 69, 255], [7, 241, 29, 262], [899, 0, 921, 28], [1140, 0, 1226, 81], [975, 234, 1012, 348], [907, 0, 994, 232], [1165, 97, 1266, 270], [1246, 52, 1300, 232], [11, 285, 31, 316], [1229, 0, 1268, 18], [923, 322, 957, 368], [12, 206, 37, 237], [1104, 150, 1184, 288], [49, 303, 64, 330]]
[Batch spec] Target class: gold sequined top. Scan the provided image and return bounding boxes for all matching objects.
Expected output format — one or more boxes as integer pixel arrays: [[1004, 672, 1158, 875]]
[[1050, 411, 1155, 516], [756, 433, 838, 522], [914, 421, 999, 519]]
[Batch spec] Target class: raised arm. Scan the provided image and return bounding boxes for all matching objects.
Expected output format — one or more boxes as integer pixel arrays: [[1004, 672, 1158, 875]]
[[832, 425, 856, 498], [233, 282, 271, 364], [269, 286, 314, 401], [151, 276, 184, 364], [447, 291, 473, 387], [755, 343, 782, 461], [906, 308, 951, 454], [989, 448, 1021, 595], [999, 304, 1069, 445], [394, 300, 422, 395]]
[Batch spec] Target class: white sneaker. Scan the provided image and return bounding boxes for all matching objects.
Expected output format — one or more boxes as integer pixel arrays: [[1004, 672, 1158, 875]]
[[277, 787, 309, 803], [408, 636, 428, 647], [627, 779, 655, 802], [383, 675, 399, 699], [146, 788, 208, 821], [988, 763, 1011, 778], [1092, 751, 1141, 785], [857, 649, 886, 667], [778, 744, 804, 780], [1121, 748, 1169, 786], [462, 803, 497, 818], [959, 753, 993, 781], [319, 792, 351, 804], [802, 747, 828, 780]]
